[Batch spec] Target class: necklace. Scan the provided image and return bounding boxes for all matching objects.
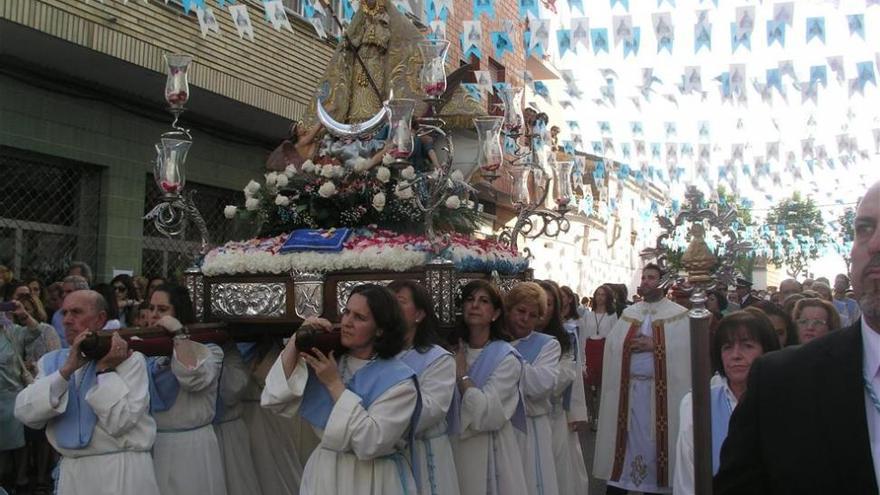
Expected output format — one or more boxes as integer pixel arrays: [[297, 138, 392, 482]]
[[593, 311, 606, 337]]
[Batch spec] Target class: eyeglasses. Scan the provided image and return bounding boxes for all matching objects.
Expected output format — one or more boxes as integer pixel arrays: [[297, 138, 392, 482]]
[[796, 318, 828, 328], [113, 285, 127, 293]]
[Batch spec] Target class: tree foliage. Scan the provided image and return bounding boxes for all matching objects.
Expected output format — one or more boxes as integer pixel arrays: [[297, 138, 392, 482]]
[[762, 192, 827, 278]]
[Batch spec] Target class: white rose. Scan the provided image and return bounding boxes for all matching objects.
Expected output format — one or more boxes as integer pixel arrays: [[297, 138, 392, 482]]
[[321, 165, 336, 178], [244, 180, 261, 196], [302, 160, 316, 173], [264, 172, 279, 187], [376, 166, 391, 183], [318, 181, 337, 198], [245, 197, 261, 211], [333, 165, 345, 177], [451, 170, 464, 182], [274, 194, 290, 206], [395, 180, 414, 200], [445, 195, 461, 209], [284, 164, 298, 176], [372, 192, 386, 212], [382, 153, 395, 165], [401, 166, 416, 180], [223, 205, 237, 219], [353, 157, 370, 173], [275, 174, 289, 187]]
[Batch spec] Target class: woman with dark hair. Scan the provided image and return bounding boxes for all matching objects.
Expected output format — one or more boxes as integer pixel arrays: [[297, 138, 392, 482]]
[[262, 283, 420, 494], [147, 283, 227, 495], [505, 281, 561, 495], [111, 274, 140, 327], [792, 297, 841, 344], [92, 284, 121, 330], [559, 285, 581, 323], [707, 289, 729, 318], [449, 279, 527, 495], [673, 309, 780, 494], [146, 276, 167, 302], [387, 279, 458, 495], [750, 300, 798, 348], [538, 281, 589, 493], [579, 284, 618, 430]]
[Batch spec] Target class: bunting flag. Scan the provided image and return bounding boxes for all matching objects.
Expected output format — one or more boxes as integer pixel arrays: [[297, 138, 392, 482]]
[[557, 29, 572, 58], [473, 0, 494, 20], [631, 121, 643, 135], [694, 10, 712, 53], [591, 28, 609, 54], [857, 61, 877, 89], [429, 20, 446, 40], [827, 56, 845, 83], [529, 18, 550, 58], [461, 83, 482, 101], [774, 2, 795, 26], [196, 6, 222, 38], [653, 12, 674, 54], [810, 65, 827, 88], [623, 27, 640, 57], [572, 18, 589, 51], [265, 0, 293, 32], [229, 4, 255, 41], [491, 31, 513, 59], [766, 19, 785, 47], [848, 14, 865, 40], [806, 17, 825, 44], [610, 0, 629, 11], [519, 0, 539, 20], [462, 20, 482, 59], [183, 0, 205, 13], [567, 0, 583, 15]]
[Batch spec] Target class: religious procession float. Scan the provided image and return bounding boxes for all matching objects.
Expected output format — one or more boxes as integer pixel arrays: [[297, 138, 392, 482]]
[[141, 0, 571, 344]]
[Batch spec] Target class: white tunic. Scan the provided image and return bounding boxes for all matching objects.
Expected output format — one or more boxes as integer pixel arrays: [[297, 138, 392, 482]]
[[579, 309, 618, 341], [550, 345, 590, 495], [513, 333, 561, 495], [240, 345, 306, 495], [673, 379, 737, 495], [213, 344, 263, 495], [151, 342, 227, 495], [14, 352, 160, 495], [451, 346, 528, 495], [261, 354, 419, 495], [396, 350, 460, 495]]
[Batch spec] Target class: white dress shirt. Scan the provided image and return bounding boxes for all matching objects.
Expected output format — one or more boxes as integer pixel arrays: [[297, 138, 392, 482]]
[[861, 318, 880, 489]]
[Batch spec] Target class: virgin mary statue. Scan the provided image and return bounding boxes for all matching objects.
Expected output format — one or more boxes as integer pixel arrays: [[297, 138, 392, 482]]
[[304, 0, 427, 126]]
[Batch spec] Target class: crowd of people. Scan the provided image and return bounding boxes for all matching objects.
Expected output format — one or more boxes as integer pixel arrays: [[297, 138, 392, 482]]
[[1, 181, 879, 495]]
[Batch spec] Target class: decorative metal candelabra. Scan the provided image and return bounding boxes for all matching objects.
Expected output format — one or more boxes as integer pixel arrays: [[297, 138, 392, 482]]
[[492, 85, 571, 254], [144, 53, 211, 262], [640, 184, 753, 495]]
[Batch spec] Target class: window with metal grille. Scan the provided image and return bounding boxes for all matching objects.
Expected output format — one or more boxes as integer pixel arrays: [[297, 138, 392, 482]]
[[142, 177, 245, 281], [0, 147, 101, 284]]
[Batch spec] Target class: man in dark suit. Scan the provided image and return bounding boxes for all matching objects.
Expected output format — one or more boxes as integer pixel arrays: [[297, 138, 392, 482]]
[[714, 180, 880, 494], [734, 277, 760, 308]]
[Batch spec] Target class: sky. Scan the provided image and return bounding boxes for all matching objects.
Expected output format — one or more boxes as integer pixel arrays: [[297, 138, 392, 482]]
[[528, 0, 880, 278]]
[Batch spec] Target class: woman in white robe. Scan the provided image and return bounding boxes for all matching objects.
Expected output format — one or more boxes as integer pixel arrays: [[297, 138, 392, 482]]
[[262, 284, 419, 495], [546, 282, 590, 494], [213, 342, 262, 495], [147, 285, 226, 495], [388, 280, 459, 495], [449, 280, 528, 495], [239, 339, 308, 495], [506, 282, 561, 495]]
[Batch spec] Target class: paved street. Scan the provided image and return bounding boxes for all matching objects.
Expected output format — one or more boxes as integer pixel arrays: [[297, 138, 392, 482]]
[[580, 428, 607, 494]]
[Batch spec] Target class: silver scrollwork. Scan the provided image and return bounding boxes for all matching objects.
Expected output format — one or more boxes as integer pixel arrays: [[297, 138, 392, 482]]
[[292, 271, 325, 320], [210, 283, 287, 318], [335, 280, 395, 312], [184, 267, 205, 321]]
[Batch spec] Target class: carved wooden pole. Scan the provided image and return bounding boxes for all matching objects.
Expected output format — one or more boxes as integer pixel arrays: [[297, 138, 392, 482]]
[[681, 223, 716, 495]]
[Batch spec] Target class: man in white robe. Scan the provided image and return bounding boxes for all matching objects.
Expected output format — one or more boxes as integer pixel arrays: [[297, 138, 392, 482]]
[[15, 290, 159, 495], [593, 264, 690, 494]]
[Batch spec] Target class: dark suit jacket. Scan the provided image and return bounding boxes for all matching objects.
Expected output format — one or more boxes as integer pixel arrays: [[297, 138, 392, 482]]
[[739, 294, 761, 308], [714, 321, 878, 494]]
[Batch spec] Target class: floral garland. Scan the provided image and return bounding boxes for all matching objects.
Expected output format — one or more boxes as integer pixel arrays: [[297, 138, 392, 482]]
[[201, 228, 529, 276], [223, 154, 476, 238]]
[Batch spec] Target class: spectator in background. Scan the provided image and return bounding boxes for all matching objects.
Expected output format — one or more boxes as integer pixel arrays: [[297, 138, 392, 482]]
[[750, 300, 798, 348], [92, 284, 121, 330], [778, 278, 803, 303], [133, 276, 149, 302], [52, 275, 89, 347], [735, 278, 760, 308], [0, 265, 12, 296], [802, 278, 815, 290], [25, 278, 46, 309], [66, 261, 93, 286], [133, 300, 152, 327], [607, 283, 631, 317], [812, 282, 833, 302], [147, 277, 167, 301], [45, 282, 64, 317], [707, 289, 729, 319], [792, 298, 841, 344], [5, 281, 48, 324], [833, 274, 861, 328], [110, 274, 140, 328]]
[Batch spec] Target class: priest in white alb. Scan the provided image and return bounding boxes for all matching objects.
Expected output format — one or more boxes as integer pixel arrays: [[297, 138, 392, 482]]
[[15, 290, 160, 495], [593, 264, 691, 495]]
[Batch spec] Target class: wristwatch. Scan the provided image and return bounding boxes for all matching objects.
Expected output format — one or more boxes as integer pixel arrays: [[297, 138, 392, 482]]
[[458, 375, 470, 384]]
